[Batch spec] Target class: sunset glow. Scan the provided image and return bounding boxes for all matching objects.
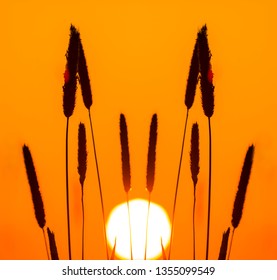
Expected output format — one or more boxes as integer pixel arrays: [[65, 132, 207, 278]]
[[106, 199, 171, 259]]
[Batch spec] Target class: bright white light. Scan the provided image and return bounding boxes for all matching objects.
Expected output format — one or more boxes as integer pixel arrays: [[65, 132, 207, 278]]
[[106, 198, 171, 260]]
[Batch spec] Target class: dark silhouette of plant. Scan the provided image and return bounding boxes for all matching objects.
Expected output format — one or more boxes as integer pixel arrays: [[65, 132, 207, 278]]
[[145, 114, 158, 260], [228, 145, 255, 259], [197, 24, 215, 260], [22, 144, 49, 260], [77, 122, 87, 260], [119, 113, 133, 259], [190, 123, 200, 259], [218, 227, 230, 260], [47, 227, 59, 260], [63, 24, 80, 260], [168, 32, 199, 260], [77, 29, 109, 259]]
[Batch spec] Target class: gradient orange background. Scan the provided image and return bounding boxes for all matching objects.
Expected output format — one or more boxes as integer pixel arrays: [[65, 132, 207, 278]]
[[0, 0, 276, 260]]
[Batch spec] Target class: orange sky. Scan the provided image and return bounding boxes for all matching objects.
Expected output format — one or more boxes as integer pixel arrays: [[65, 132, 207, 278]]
[[0, 0, 277, 260]]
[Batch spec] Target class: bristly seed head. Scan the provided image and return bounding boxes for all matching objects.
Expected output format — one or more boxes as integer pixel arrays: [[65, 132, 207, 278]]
[[78, 123, 87, 187], [190, 123, 200, 188], [78, 37, 93, 110], [146, 114, 158, 193], [120, 114, 131, 193], [197, 24, 215, 118], [185, 38, 199, 109], [22, 145, 46, 229], [231, 145, 255, 229], [63, 24, 80, 118]]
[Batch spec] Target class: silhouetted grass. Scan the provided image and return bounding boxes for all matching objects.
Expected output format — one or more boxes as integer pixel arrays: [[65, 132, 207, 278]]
[[169, 33, 199, 260], [78, 29, 109, 260], [218, 227, 230, 260], [63, 24, 80, 260], [228, 145, 255, 259], [110, 237, 117, 260], [119, 114, 133, 259], [47, 227, 59, 260], [197, 24, 215, 260], [78, 122, 87, 260], [190, 123, 200, 259], [145, 114, 158, 260], [20, 23, 257, 261], [22, 144, 49, 260]]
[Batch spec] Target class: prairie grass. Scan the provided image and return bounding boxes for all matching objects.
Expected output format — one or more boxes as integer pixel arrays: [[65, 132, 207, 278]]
[[228, 145, 255, 259], [47, 227, 59, 260], [78, 28, 109, 259], [168, 33, 199, 260], [22, 144, 49, 260], [197, 24, 215, 260], [119, 113, 133, 259], [63, 24, 80, 260], [145, 114, 158, 260], [218, 227, 230, 260], [190, 123, 200, 260], [21, 24, 256, 261], [77, 123, 87, 260]]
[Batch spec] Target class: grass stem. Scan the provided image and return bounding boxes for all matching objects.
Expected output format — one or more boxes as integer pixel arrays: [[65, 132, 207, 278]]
[[227, 228, 235, 260], [88, 109, 109, 259], [42, 228, 50, 260], [168, 108, 189, 259], [126, 193, 133, 260], [81, 187, 85, 260], [65, 117, 72, 260], [144, 192, 151, 260], [205, 117, 212, 260]]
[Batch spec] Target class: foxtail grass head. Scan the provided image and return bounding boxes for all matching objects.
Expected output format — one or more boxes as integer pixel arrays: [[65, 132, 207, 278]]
[[190, 123, 200, 188], [63, 24, 80, 118], [78, 123, 87, 187], [78, 37, 93, 110], [120, 114, 131, 193], [146, 114, 158, 193], [185, 38, 199, 109], [197, 25, 214, 118], [22, 145, 46, 229], [47, 227, 59, 260], [231, 145, 255, 229], [218, 227, 230, 260]]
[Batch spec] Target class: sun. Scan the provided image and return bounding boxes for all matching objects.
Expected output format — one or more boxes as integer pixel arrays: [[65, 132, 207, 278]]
[[106, 198, 171, 260]]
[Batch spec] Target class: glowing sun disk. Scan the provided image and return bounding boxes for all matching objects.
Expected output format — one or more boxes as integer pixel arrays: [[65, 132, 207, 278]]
[[106, 199, 171, 260]]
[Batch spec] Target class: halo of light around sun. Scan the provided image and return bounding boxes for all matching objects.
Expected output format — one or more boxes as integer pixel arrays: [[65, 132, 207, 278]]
[[106, 198, 171, 259]]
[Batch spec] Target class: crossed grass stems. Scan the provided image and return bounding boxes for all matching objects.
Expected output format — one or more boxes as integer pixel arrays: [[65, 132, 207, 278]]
[[22, 24, 255, 260]]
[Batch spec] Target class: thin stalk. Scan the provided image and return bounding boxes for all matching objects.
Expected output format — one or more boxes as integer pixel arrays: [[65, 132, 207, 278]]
[[227, 228, 235, 260], [42, 228, 50, 260], [168, 108, 189, 259], [65, 117, 72, 260], [144, 192, 151, 260], [205, 117, 212, 260], [193, 188, 196, 260], [81, 187, 85, 260], [88, 109, 109, 259], [126, 192, 133, 260]]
